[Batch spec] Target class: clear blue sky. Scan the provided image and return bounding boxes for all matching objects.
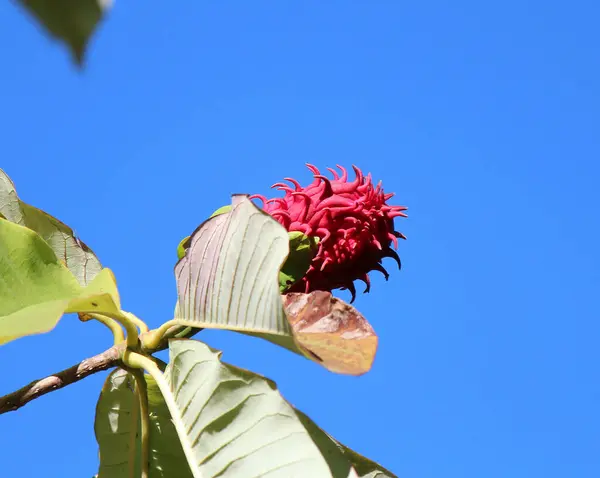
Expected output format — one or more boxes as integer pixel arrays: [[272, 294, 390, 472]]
[[1, 1, 599, 477]]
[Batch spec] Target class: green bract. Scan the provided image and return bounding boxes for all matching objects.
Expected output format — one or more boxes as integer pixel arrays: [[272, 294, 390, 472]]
[[279, 231, 319, 292]]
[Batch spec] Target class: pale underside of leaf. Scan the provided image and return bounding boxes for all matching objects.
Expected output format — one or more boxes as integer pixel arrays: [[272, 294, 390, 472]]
[[0, 168, 101, 286], [174, 195, 291, 337], [154, 339, 362, 478], [96, 340, 394, 478]]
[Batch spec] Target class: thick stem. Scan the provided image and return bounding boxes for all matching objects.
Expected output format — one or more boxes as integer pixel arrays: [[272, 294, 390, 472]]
[[124, 312, 149, 334], [0, 326, 203, 416], [0, 344, 122, 414], [92, 311, 140, 349]]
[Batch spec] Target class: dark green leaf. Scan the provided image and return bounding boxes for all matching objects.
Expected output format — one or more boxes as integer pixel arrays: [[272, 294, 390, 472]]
[[16, 0, 111, 65]]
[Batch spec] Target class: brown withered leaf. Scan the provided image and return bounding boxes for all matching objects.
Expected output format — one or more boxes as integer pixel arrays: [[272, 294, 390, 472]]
[[282, 291, 378, 375]]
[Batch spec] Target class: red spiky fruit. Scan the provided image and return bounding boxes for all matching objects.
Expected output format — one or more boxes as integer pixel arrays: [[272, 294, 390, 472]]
[[251, 164, 407, 301]]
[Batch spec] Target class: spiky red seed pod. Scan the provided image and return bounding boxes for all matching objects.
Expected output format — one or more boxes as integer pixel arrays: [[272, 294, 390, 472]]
[[251, 164, 407, 301]]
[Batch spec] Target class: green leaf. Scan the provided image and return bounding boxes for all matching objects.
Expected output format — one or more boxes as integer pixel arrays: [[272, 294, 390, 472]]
[[94, 369, 193, 478], [15, 0, 111, 65], [96, 341, 395, 478], [0, 220, 120, 345], [279, 231, 318, 292], [173, 196, 378, 375], [295, 409, 397, 478], [153, 339, 363, 477], [0, 168, 102, 286]]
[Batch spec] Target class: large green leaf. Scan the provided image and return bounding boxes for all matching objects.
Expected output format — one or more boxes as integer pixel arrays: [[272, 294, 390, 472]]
[[151, 339, 368, 477], [0, 168, 101, 286], [173, 195, 378, 375], [0, 220, 120, 345], [94, 369, 193, 478], [15, 0, 111, 65], [96, 340, 396, 477]]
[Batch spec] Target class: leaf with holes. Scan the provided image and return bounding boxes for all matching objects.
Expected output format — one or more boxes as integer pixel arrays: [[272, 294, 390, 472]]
[[0, 168, 101, 286], [0, 220, 120, 345]]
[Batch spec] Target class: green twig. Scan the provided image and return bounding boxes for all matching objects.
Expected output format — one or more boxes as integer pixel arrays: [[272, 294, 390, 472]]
[[167, 325, 202, 340], [92, 311, 140, 349], [80, 313, 124, 345], [124, 311, 149, 334], [141, 319, 184, 352]]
